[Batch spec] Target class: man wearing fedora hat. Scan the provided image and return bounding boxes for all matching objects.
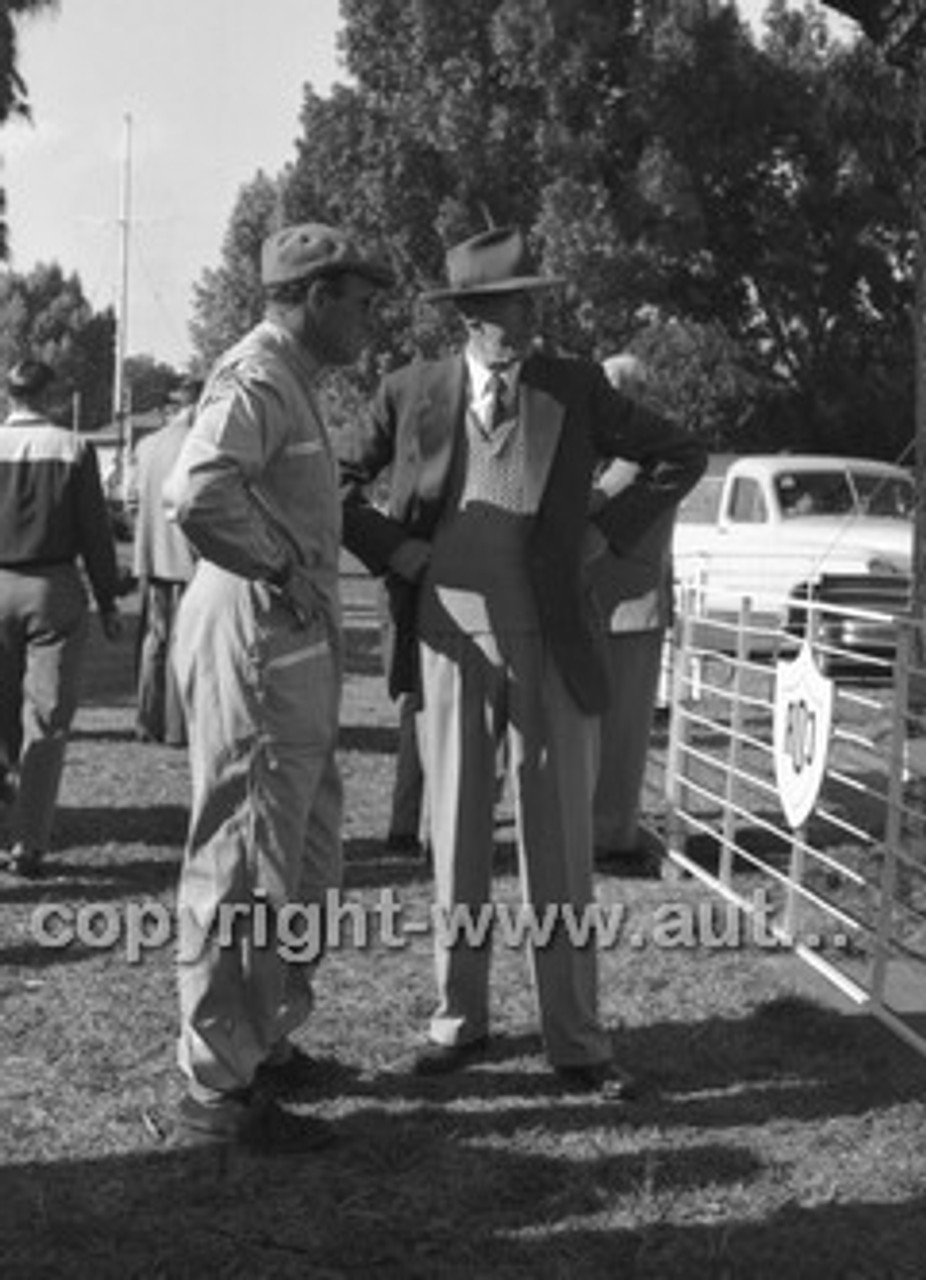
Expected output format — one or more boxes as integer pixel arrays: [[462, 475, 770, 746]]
[[340, 225, 706, 1094], [165, 222, 393, 1152]]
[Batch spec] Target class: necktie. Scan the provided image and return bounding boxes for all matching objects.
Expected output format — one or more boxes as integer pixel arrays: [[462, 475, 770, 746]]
[[485, 371, 507, 433]]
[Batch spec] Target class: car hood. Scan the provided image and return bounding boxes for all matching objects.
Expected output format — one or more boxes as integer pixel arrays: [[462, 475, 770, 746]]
[[674, 517, 912, 571], [779, 518, 911, 567]]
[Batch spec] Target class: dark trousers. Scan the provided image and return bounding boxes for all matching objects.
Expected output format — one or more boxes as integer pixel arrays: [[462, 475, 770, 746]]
[[136, 578, 187, 746], [389, 692, 424, 840], [0, 565, 88, 852]]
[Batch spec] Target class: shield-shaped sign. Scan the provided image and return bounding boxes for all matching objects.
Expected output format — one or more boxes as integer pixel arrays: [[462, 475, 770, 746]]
[[773, 641, 834, 829]]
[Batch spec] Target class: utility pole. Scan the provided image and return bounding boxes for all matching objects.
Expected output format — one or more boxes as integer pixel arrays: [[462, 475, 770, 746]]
[[112, 112, 132, 495]]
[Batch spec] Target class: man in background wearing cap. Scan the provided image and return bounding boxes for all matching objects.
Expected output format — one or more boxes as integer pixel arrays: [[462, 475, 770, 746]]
[[165, 222, 392, 1154], [131, 374, 203, 747], [0, 359, 123, 878], [339, 226, 706, 1096]]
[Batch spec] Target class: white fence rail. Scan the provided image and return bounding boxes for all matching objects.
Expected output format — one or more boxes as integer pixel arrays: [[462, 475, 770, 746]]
[[662, 588, 926, 1060]]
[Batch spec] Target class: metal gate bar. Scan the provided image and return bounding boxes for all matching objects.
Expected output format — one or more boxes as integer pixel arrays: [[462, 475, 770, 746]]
[[664, 591, 926, 1060]]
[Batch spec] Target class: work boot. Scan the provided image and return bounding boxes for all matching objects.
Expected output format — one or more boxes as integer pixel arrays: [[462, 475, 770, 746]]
[[176, 1090, 337, 1155]]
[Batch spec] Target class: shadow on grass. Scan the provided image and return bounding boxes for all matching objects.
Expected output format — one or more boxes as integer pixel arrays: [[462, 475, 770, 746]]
[[338, 723, 398, 755], [349, 997, 926, 1121], [679, 824, 797, 878], [455, 1196, 926, 1279], [342, 836, 431, 889], [0, 938, 103, 969], [52, 804, 188, 850], [0, 1129, 768, 1278], [1, 1017, 924, 1279], [0, 852, 180, 911], [69, 726, 143, 744]]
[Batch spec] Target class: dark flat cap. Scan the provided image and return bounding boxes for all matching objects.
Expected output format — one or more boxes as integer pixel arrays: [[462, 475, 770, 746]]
[[7, 359, 54, 398]]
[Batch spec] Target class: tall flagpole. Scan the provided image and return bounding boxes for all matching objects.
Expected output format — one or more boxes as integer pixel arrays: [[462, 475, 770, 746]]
[[113, 112, 132, 488]]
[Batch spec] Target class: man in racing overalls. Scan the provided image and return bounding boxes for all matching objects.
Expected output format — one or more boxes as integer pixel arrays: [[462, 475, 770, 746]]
[[165, 223, 392, 1154]]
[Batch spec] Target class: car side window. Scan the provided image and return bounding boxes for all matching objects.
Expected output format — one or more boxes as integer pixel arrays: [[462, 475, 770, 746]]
[[728, 477, 767, 524]]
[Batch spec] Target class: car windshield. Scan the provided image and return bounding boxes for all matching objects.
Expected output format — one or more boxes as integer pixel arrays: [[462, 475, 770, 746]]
[[850, 472, 914, 519], [775, 470, 913, 520]]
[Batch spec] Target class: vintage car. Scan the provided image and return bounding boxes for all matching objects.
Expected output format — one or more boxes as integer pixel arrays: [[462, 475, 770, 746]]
[[672, 454, 914, 661]]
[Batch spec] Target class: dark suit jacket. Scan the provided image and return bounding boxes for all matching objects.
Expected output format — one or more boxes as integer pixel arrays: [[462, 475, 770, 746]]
[[339, 351, 706, 713]]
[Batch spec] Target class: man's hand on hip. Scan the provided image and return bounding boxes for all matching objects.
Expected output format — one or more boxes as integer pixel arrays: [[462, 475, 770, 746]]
[[388, 539, 431, 583]]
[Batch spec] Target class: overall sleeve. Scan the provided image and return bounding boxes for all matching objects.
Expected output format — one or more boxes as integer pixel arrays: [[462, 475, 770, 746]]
[[163, 370, 294, 582]]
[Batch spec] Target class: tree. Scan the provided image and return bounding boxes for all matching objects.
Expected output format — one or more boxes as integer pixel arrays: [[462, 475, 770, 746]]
[[717, 5, 915, 456], [622, 316, 764, 448], [201, 0, 915, 456], [124, 354, 185, 415], [189, 171, 283, 368], [0, 263, 115, 428], [1, 1, 60, 259]]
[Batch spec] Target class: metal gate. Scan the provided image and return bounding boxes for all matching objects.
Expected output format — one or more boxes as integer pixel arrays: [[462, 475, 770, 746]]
[[662, 589, 926, 1060]]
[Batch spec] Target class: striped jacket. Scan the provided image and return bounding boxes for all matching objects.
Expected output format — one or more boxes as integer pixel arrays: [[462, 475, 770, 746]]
[[0, 409, 120, 610]]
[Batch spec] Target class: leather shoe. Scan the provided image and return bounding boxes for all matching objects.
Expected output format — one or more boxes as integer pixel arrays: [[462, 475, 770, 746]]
[[176, 1091, 336, 1154], [554, 1060, 639, 1100], [412, 1035, 489, 1076]]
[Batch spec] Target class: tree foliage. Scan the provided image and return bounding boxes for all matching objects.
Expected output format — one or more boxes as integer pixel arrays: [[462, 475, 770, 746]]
[[190, 0, 915, 458], [188, 171, 284, 371], [0, 263, 115, 429], [124, 354, 184, 416], [0, 0, 59, 259]]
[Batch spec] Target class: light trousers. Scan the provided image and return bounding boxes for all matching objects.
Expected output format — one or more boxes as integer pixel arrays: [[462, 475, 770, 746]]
[[418, 630, 611, 1068], [173, 563, 342, 1102]]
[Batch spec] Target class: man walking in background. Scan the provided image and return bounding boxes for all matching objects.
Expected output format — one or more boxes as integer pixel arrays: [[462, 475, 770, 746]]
[[339, 225, 706, 1095], [0, 359, 123, 879], [132, 374, 203, 746], [165, 222, 393, 1154]]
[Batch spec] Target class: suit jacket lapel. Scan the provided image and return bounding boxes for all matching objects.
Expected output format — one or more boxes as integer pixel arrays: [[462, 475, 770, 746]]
[[520, 366, 564, 510]]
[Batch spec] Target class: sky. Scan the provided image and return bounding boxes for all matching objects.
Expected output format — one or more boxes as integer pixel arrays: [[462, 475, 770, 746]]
[[2, 0, 344, 368], [1, 1, 853, 371]]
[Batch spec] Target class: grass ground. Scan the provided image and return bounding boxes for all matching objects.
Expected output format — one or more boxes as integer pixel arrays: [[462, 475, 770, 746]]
[[1, 569, 925, 1279]]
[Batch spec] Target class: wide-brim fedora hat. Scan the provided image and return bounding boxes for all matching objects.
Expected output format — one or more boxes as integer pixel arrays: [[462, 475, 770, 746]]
[[421, 226, 564, 302]]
